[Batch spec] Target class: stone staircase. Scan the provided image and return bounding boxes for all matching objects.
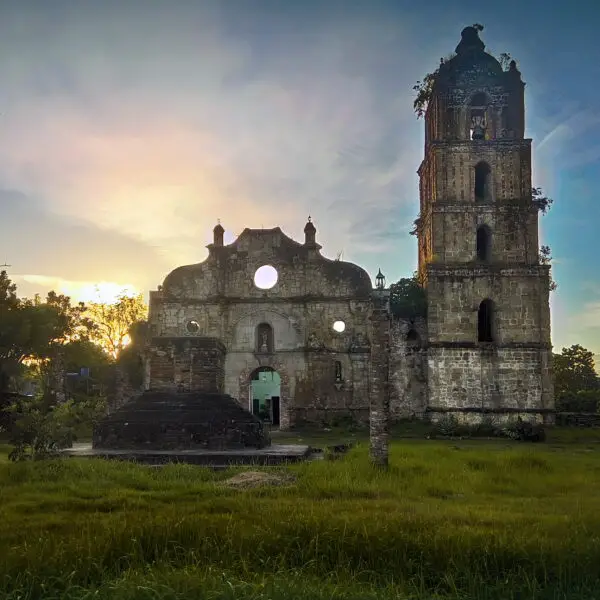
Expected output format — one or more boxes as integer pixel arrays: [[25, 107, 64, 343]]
[[93, 390, 270, 450]]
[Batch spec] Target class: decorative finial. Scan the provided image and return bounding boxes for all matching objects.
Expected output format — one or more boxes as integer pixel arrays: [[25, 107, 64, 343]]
[[304, 215, 316, 241], [455, 25, 485, 54]]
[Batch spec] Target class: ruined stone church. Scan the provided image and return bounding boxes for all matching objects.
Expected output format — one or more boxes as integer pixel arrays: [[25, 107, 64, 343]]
[[143, 26, 554, 429]]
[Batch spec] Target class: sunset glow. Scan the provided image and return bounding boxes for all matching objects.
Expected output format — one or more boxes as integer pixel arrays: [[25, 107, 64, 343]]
[[19, 275, 139, 305]]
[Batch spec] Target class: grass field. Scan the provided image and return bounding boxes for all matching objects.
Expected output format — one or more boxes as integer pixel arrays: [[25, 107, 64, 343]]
[[1, 435, 600, 599]]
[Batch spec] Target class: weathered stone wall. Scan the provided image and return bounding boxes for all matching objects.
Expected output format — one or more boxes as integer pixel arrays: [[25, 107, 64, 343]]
[[426, 266, 551, 343], [147, 337, 226, 394], [388, 318, 428, 418], [147, 226, 373, 428], [426, 346, 553, 412]]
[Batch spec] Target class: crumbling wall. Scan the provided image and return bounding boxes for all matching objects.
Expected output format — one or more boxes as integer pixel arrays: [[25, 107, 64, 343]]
[[147, 227, 373, 428], [388, 318, 428, 419]]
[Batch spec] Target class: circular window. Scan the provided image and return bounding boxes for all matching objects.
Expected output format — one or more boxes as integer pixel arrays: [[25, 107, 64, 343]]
[[254, 265, 278, 290], [332, 320, 346, 333], [186, 320, 200, 334]]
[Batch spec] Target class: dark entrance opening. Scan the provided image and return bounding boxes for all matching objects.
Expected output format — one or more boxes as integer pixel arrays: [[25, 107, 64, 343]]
[[271, 397, 280, 427]]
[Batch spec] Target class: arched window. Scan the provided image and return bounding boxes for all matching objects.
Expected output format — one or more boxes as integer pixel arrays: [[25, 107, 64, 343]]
[[256, 323, 274, 353], [334, 361, 343, 383], [476, 225, 492, 262], [477, 299, 495, 342], [474, 162, 492, 202]]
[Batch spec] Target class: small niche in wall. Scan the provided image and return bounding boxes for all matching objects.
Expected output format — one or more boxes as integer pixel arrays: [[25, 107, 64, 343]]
[[256, 322, 274, 353], [334, 360, 343, 383]]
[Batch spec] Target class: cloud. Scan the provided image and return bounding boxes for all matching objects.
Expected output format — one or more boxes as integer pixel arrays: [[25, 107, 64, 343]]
[[0, 2, 425, 280], [0, 189, 172, 291]]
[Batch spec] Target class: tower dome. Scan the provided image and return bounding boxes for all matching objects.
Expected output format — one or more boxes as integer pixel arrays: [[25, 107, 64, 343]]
[[438, 26, 503, 87]]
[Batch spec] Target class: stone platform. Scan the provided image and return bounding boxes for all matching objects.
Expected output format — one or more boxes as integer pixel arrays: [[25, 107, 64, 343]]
[[93, 390, 270, 451], [63, 443, 312, 466]]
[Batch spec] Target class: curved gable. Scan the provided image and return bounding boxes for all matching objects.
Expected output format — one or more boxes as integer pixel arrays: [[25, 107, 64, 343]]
[[162, 227, 373, 300]]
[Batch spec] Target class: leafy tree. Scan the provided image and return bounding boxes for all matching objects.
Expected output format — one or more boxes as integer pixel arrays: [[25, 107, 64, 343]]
[[0, 271, 94, 396], [554, 345, 600, 413], [389, 276, 427, 319], [117, 319, 150, 388], [86, 293, 148, 358], [62, 339, 114, 396]]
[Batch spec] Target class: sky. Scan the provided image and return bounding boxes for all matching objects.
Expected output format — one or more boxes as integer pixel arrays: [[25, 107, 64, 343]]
[[0, 0, 599, 356]]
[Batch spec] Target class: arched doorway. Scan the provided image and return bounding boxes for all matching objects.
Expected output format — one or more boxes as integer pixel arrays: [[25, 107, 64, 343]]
[[250, 367, 281, 426]]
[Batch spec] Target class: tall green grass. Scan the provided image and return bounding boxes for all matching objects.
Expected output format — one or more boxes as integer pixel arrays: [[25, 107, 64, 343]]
[[1, 442, 599, 599]]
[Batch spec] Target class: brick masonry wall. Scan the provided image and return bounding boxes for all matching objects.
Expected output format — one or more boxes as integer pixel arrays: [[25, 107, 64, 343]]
[[426, 266, 551, 344], [426, 346, 553, 412], [147, 337, 226, 394]]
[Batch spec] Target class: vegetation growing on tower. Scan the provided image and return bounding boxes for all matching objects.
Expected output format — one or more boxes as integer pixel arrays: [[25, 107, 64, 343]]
[[412, 24, 515, 119]]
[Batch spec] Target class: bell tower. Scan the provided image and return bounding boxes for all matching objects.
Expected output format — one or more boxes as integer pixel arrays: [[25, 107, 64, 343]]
[[417, 26, 553, 419]]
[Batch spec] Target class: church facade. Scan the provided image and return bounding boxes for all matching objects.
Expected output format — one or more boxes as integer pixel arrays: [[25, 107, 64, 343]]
[[143, 26, 553, 428]]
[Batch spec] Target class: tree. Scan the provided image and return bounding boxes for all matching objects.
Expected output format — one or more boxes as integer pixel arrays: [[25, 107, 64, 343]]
[[86, 293, 148, 358], [117, 320, 150, 388], [553, 345, 600, 412], [389, 276, 427, 319], [0, 273, 104, 449], [0, 271, 94, 396]]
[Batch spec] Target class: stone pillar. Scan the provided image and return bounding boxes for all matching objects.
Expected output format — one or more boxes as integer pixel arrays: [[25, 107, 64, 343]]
[[369, 294, 391, 468]]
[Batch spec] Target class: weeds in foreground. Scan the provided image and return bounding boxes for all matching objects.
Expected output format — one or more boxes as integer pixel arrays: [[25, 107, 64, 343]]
[[0, 442, 599, 599]]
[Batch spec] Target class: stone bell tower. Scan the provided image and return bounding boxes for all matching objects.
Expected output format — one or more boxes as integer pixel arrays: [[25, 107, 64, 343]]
[[417, 26, 553, 420]]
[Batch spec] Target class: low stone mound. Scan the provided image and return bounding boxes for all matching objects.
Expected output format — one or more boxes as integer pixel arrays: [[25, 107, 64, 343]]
[[93, 390, 270, 450], [222, 470, 297, 489]]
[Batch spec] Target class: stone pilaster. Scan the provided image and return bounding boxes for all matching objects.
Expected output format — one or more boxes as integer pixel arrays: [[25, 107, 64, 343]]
[[369, 294, 391, 468]]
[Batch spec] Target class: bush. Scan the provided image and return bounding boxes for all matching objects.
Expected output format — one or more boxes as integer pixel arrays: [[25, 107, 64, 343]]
[[430, 414, 546, 442], [501, 418, 546, 443], [556, 390, 600, 413], [7, 393, 107, 461]]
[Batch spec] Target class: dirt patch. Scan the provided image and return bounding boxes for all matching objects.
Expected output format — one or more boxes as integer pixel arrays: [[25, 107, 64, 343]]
[[222, 470, 297, 489]]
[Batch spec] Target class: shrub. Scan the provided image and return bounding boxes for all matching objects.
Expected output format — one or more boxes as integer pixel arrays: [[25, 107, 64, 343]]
[[501, 418, 546, 443], [7, 392, 106, 461], [556, 390, 600, 413]]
